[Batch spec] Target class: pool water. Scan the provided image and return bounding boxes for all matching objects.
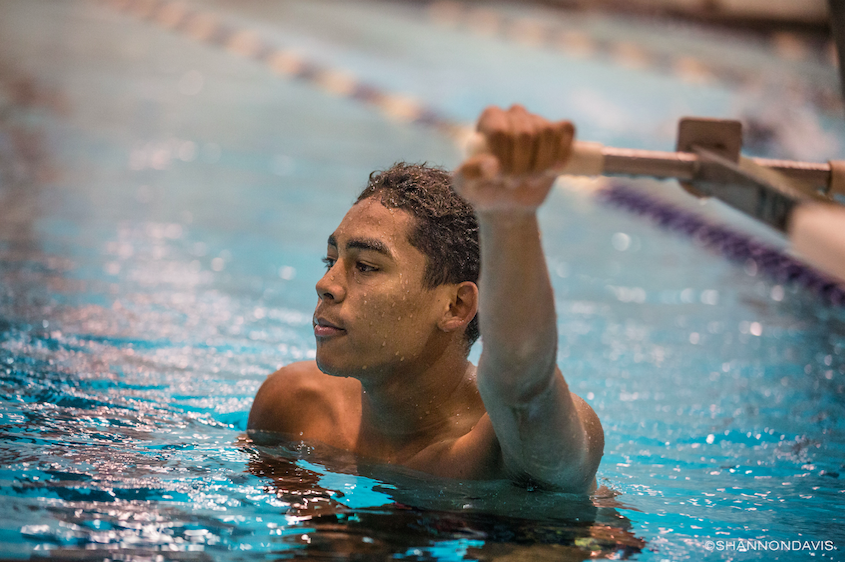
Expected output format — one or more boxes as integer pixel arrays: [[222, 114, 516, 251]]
[[1, 0, 844, 560]]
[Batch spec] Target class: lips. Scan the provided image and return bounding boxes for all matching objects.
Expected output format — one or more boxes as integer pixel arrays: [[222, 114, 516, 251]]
[[313, 316, 346, 338]]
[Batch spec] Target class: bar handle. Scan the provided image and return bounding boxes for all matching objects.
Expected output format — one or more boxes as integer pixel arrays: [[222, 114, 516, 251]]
[[465, 132, 605, 176]]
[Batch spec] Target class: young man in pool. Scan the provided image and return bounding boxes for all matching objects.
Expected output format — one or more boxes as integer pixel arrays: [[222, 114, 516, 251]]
[[248, 105, 604, 494]]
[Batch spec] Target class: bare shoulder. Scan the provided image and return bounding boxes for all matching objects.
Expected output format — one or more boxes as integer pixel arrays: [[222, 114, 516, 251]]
[[571, 392, 604, 483], [247, 361, 361, 446], [571, 393, 604, 448], [246, 361, 321, 433]]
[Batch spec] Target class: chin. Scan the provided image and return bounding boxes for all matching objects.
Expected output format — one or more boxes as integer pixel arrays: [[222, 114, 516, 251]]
[[314, 353, 338, 376], [315, 350, 382, 380], [315, 351, 354, 378]]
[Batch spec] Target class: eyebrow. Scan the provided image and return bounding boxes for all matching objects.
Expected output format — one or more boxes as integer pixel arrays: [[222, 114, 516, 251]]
[[327, 234, 394, 259]]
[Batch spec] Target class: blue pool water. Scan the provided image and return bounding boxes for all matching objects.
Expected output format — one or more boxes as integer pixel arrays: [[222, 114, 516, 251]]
[[1, 0, 844, 559]]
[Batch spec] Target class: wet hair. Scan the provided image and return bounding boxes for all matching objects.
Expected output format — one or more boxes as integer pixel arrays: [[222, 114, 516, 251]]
[[356, 162, 480, 349]]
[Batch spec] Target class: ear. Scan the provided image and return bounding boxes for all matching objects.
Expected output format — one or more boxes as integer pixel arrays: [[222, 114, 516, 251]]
[[438, 282, 479, 335]]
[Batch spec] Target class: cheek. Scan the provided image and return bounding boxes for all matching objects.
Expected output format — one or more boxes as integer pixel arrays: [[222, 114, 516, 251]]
[[366, 292, 433, 343]]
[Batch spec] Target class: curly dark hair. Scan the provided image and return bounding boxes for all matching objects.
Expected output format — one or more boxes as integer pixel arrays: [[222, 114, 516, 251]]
[[356, 162, 480, 349]]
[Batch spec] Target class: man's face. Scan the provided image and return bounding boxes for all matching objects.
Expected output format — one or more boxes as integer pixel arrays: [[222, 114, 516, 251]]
[[313, 198, 453, 380]]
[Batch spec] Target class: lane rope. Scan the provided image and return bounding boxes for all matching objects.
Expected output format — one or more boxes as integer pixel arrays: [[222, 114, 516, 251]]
[[102, 0, 473, 144], [102, 0, 845, 304], [425, 0, 842, 114]]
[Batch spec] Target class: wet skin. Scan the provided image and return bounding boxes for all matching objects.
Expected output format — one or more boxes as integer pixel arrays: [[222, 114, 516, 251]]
[[249, 105, 604, 493], [248, 198, 602, 488], [249, 198, 499, 478]]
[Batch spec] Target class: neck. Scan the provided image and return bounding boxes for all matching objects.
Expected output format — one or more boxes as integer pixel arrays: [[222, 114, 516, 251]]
[[355, 342, 480, 461]]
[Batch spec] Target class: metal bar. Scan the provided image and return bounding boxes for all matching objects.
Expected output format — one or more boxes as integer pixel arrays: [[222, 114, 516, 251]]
[[602, 148, 697, 180], [751, 157, 831, 187], [692, 147, 809, 232], [599, 147, 832, 190]]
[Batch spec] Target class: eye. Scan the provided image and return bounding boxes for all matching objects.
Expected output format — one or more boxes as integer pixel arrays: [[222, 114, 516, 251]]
[[321, 256, 336, 270], [356, 262, 378, 273]]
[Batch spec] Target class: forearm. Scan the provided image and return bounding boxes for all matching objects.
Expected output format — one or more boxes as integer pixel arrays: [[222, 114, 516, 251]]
[[476, 209, 559, 402]]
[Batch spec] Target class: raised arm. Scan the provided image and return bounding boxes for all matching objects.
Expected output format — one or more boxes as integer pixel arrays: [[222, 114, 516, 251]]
[[454, 105, 603, 492]]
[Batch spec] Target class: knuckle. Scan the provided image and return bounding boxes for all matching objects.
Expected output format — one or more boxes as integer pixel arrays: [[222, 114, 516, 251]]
[[515, 127, 533, 143], [557, 120, 575, 137]]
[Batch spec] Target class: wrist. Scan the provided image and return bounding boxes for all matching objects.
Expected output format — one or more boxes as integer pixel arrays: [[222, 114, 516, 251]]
[[476, 209, 540, 233], [476, 207, 538, 223]]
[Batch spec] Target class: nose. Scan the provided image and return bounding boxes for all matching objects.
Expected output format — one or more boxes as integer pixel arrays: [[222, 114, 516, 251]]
[[315, 263, 345, 302]]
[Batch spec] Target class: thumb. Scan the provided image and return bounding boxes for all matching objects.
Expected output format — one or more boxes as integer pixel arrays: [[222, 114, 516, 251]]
[[456, 153, 500, 183]]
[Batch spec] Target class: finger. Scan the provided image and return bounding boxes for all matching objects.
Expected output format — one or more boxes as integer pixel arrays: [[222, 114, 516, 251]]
[[507, 104, 535, 176], [477, 106, 512, 172], [530, 114, 558, 173], [552, 120, 576, 168], [455, 153, 501, 184]]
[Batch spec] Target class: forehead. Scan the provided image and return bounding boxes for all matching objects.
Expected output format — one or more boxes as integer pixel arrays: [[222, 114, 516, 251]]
[[332, 198, 419, 255]]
